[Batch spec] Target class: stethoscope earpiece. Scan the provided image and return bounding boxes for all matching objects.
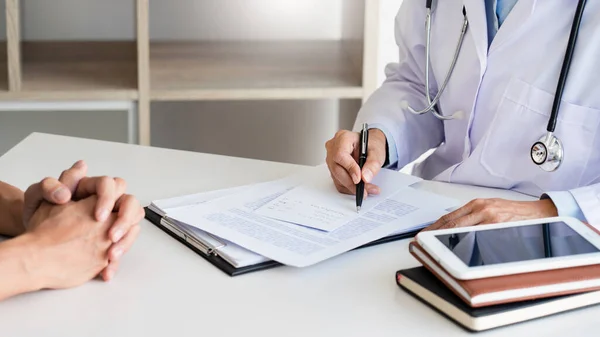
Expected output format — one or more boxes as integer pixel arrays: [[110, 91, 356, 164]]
[[452, 111, 465, 120], [401, 100, 466, 121]]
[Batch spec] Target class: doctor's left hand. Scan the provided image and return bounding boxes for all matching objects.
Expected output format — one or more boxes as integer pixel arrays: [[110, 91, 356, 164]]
[[423, 198, 558, 231], [22, 160, 144, 282]]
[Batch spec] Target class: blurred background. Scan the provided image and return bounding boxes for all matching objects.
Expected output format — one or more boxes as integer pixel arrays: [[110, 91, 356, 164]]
[[0, 0, 405, 167]]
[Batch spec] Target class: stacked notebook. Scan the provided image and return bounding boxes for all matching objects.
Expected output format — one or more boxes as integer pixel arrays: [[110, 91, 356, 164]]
[[396, 267, 600, 332], [396, 241, 600, 331]]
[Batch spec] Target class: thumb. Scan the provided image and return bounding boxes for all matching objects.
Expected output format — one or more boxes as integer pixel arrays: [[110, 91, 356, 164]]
[[23, 178, 72, 227], [27, 178, 72, 205]]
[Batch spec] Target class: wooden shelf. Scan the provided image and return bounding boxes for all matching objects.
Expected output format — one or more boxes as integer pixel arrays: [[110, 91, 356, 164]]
[[150, 41, 364, 101], [14, 42, 138, 100], [0, 0, 380, 146]]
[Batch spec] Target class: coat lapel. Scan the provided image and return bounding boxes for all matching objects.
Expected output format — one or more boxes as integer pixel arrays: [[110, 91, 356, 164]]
[[489, 0, 537, 54], [462, 0, 489, 73]]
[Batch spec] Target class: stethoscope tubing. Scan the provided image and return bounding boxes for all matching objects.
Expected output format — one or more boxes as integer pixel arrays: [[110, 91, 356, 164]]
[[405, 7, 468, 120], [547, 0, 587, 133]]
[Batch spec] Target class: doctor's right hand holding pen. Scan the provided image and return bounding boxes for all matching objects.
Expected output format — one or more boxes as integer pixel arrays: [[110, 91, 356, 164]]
[[325, 128, 388, 198]]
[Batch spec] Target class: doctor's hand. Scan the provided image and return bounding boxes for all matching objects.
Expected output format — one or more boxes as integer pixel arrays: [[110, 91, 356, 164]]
[[325, 128, 387, 197], [423, 198, 559, 231], [22, 160, 144, 281]]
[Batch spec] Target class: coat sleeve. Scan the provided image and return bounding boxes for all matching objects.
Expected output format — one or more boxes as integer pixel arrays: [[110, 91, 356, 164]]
[[544, 183, 600, 226], [353, 0, 444, 169]]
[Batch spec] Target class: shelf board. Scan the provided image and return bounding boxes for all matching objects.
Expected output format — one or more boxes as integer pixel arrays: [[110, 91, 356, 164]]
[[10, 41, 139, 100], [150, 41, 364, 101], [0, 90, 138, 101]]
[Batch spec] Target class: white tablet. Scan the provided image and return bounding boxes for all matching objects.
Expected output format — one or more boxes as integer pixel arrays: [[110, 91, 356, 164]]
[[416, 216, 600, 280]]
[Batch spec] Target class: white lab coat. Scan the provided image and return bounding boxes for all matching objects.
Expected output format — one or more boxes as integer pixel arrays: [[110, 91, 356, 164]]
[[355, 0, 600, 224]]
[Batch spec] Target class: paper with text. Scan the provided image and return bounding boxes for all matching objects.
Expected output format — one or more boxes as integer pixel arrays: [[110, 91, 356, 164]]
[[154, 184, 271, 268], [254, 167, 422, 231], [151, 184, 255, 216], [168, 179, 459, 267]]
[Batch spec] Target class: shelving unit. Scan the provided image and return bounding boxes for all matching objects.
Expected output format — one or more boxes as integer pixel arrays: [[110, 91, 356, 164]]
[[21, 42, 138, 99], [2, 0, 380, 147], [149, 41, 363, 101]]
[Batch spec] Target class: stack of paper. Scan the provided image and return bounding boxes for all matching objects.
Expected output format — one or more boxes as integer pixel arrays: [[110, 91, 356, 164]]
[[152, 165, 460, 268], [149, 185, 270, 268]]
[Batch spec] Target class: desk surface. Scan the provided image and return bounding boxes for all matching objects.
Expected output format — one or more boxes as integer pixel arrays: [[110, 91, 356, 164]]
[[0, 133, 596, 337]]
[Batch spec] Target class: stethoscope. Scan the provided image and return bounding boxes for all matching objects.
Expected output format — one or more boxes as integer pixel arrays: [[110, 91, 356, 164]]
[[403, 0, 588, 172]]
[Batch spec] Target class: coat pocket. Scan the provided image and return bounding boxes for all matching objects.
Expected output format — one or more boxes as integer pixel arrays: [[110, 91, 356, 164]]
[[480, 77, 600, 192]]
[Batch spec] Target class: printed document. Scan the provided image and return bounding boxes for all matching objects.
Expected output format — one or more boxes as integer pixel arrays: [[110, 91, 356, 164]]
[[254, 167, 422, 231], [152, 184, 271, 268], [168, 174, 459, 267]]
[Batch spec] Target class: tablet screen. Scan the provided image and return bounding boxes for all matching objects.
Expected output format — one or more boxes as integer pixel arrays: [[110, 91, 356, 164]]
[[435, 221, 599, 267]]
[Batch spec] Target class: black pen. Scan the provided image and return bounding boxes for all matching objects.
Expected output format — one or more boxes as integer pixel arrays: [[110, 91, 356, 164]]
[[356, 123, 368, 212]]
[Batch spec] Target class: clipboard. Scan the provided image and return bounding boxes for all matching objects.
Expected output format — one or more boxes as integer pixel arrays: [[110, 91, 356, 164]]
[[144, 207, 421, 276]]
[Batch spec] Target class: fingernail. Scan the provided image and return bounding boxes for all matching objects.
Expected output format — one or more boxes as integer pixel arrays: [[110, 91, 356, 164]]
[[105, 269, 114, 281], [113, 247, 124, 259], [112, 229, 124, 243], [74, 160, 85, 168], [363, 169, 373, 183], [352, 173, 360, 184], [367, 186, 380, 195], [53, 187, 70, 202], [98, 209, 110, 222]]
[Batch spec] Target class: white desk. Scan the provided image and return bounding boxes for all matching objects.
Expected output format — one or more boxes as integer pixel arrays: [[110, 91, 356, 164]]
[[0, 133, 596, 337]]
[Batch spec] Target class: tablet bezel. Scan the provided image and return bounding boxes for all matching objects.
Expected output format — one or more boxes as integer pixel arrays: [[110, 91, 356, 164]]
[[416, 216, 600, 280]]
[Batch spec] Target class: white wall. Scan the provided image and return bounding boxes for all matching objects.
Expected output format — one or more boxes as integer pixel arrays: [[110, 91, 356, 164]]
[[0, 0, 407, 166], [150, 100, 341, 165], [149, 0, 343, 41], [20, 0, 343, 41], [20, 0, 135, 40], [378, 0, 404, 85], [0, 109, 129, 155]]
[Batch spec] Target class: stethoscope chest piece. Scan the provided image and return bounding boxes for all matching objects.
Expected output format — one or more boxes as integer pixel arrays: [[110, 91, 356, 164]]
[[529, 0, 587, 172], [531, 134, 563, 172]]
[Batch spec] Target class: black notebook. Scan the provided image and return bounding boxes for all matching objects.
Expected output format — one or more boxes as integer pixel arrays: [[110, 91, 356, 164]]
[[145, 207, 420, 276], [396, 267, 600, 332]]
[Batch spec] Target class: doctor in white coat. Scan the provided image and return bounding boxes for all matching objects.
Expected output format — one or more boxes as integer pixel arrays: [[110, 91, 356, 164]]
[[325, 0, 600, 229]]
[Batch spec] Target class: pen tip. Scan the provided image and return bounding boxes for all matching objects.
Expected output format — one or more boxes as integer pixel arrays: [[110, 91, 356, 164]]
[[357, 206, 361, 213]]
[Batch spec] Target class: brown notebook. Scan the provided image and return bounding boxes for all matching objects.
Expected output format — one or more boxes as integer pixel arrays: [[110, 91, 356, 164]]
[[409, 240, 600, 307]]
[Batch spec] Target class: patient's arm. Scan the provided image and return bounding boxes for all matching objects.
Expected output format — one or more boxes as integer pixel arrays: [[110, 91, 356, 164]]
[[0, 196, 114, 301], [0, 235, 42, 299]]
